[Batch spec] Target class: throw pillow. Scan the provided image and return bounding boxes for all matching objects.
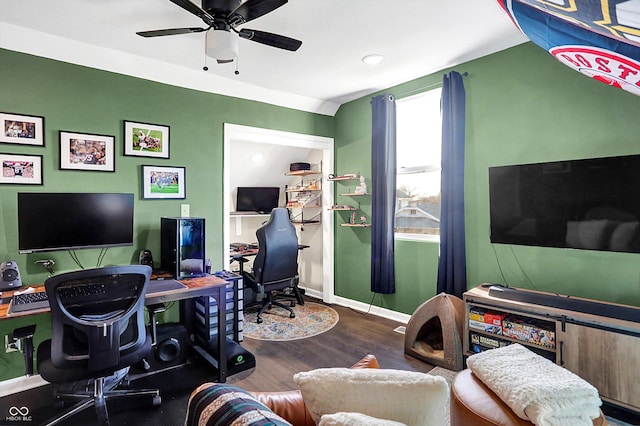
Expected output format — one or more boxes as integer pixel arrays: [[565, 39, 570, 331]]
[[319, 412, 407, 426], [185, 383, 292, 426], [293, 368, 448, 426]]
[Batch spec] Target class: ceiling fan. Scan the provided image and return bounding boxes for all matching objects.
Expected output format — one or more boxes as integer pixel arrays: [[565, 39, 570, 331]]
[[137, 0, 302, 64]]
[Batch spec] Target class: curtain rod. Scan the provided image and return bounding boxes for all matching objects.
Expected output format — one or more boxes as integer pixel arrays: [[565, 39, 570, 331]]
[[395, 71, 468, 99]]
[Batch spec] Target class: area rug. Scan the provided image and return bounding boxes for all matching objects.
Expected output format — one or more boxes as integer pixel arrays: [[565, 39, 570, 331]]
[[243, 302, 339, 341], [428, 366, 458, 385]]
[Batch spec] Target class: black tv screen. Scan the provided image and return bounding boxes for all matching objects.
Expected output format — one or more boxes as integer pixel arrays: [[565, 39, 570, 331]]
[[489, 154, 640, 253], [236, 187, 280, 214], [18, 192, 135, 253]]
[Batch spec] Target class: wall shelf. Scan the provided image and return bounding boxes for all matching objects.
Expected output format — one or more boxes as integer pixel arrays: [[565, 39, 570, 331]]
[[327, 175, 359, 181], [286, 162, 322, 226], [329, 173, 371, 228], [328, 207, 358, 211], [285, 162, 322, 177], [286, 187, 321, 192], [286, 170, 321, 176]]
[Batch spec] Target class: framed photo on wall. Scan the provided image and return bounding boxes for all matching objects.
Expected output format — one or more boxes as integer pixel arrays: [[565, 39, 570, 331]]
[[142, 165, 186, 199], [59, 131, 115, 172], [0, 153, 43, 184], [124, 120, 170, 158], [0, 112, 45, 146]]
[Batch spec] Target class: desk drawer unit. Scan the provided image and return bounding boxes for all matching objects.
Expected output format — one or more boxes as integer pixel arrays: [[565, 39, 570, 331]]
[[195, 271, 243, 344]]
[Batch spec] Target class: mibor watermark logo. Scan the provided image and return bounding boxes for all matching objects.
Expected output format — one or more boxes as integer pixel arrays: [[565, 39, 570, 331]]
[[5, 405, 32, 422], [550, 45, 640, 96]]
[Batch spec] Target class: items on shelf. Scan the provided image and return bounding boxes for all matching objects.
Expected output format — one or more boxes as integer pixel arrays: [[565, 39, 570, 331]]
[[327, 173, 358, 180], [354, 176, 367, 194], [329, 204, 357, 210], [285, 161, 323, 225], [286, 191, 321, 208], [467, 306, 555, 349], [329, 172, 371, 228]]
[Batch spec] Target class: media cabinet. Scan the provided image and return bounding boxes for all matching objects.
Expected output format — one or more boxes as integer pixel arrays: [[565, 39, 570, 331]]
[[463, 285, 640, 413]]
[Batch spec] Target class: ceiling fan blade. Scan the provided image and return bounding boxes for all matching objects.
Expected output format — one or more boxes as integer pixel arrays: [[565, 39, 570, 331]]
[[238, 28, 302, 51], [229, 0, 287, 24], [137, 27, 207, 37], [170, 0, 216, 25]]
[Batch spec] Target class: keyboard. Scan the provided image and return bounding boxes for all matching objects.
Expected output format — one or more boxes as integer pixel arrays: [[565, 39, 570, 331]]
[[8, 279, 187, 314], [10, 291, 50, 313]]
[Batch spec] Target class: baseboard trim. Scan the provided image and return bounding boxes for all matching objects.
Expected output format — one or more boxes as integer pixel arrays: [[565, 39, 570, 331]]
[[329, 295, 411, 324], [0, 374, 47, 398], [305, 287, 411, 324]]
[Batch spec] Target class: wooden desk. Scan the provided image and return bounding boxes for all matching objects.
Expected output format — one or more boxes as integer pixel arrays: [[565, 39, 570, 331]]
[[0, 274, 234, 383]]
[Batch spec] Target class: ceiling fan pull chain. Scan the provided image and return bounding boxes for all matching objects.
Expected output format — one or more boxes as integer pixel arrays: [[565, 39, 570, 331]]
[[203, 36, 209, 71]]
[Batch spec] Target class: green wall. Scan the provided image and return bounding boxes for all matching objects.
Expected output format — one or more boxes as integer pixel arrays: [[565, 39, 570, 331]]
[[465, 43, 640, 305], [333, 42, 640, 315], [333, 92, 441, 314], [0, 48, 332, 380]]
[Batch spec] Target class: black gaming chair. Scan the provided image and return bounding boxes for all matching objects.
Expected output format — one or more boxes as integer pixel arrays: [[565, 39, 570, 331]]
[[37, 265, 161, 425], [242, 208, 300, 324]]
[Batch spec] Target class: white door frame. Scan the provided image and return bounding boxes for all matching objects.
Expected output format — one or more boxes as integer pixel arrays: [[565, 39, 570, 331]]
[[223, 123, 335, 303]]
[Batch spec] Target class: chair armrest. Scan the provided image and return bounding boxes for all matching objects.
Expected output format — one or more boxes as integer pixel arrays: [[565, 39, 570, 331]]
[[350, 354, 379, 369], [251, 390, 314, 426]]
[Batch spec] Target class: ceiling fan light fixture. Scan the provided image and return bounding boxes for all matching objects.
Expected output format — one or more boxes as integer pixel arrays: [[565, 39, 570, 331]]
[[362, 54, 384, 65], [206, 30, 238, 61]]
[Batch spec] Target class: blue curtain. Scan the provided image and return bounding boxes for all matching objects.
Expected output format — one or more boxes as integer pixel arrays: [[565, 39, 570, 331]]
[[436, 71, 467, 298], [370, 94, 396, 294]]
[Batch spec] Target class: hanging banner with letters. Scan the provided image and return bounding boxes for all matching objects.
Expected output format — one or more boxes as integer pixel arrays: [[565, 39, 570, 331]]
[[497, 0, 640, 96]]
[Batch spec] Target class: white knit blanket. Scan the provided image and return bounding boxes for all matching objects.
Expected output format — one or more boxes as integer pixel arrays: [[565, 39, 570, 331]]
[[466, 344, 601, 426]]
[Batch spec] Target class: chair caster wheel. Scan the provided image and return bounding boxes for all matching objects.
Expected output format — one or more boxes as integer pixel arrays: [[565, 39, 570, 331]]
[[257, 317, 263, 324], [152, 395, 162, 406], [289, 301, 295, 307], [290, 313, 296, 318]]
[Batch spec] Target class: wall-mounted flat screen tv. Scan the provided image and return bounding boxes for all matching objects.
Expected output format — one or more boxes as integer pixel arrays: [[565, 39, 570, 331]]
[[489, 154, 640, 253], [236, 187, 280, 214], [18, 192, 135, 253]]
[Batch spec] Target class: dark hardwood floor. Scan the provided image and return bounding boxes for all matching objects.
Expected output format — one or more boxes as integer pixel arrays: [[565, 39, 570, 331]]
[[4, 299, 436, 425]]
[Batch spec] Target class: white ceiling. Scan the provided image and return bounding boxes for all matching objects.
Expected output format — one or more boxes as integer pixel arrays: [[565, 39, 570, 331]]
[[0, 0, 528, 115]]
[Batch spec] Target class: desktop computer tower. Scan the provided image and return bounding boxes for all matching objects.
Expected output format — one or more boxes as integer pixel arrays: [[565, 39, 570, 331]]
[[160, 217, 206, 279]]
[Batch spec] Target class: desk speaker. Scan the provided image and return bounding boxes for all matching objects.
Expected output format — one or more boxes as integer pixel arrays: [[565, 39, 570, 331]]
[[0, 261, 22, 291], [139, 249, 154, 268], [147, 323, 189, 371]]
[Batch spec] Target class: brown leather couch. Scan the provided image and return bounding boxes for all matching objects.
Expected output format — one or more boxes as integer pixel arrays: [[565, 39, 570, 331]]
[[248, 354, 380, 426], [451, 369, 607, 426]]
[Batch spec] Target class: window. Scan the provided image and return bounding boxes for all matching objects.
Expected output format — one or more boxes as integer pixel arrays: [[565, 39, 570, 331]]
[[395, 88, 442, 240]]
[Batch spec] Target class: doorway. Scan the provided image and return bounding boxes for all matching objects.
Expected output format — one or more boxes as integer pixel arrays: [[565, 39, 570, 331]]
[[223, 123, 335, 303]]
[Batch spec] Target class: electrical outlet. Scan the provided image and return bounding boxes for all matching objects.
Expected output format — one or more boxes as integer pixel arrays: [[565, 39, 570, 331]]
[[181, 204, 190, 217], [4, 334, 20, 353]]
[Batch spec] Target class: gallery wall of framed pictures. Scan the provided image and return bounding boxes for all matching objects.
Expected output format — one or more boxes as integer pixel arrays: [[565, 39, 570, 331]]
[[0, 111, 184, 198]]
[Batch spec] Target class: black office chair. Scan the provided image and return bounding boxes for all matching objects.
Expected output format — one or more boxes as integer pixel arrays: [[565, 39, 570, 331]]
[[242, 208, 300, 324], [37, 265, 161, 426]]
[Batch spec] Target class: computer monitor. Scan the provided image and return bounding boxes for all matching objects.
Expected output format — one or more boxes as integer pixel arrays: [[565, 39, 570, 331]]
[[235, 187, 280, 214]]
